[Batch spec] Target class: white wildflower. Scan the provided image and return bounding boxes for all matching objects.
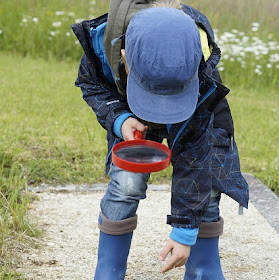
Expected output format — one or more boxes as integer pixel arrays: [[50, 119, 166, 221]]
[[52, 21, 62, 27], [242, 36, 249, 43], [32, 17, 39, 23], [251, 26, 259, 32], [22, 18, 28, 23], [252, 36, 261, 42], [241, 61, 246, 68], [68, 12, 75, 17], [75, 40, 79, 45], [255, 68, 262, 75], [55, 11, 64, 16], [49, 30, 57, 36], [261, 49, 269, 55], [252, 22, 260, 27], [266, 63, 272, 68], [0, 29, 2, 35], [270, 54, 279, 63], [65, 32, 71, 37], [251, 26, 258, 32], [254, 50, 260, 56], [218, 66, 224, 71], [222, 54, 229, 60], [268, 41, 279, 50]]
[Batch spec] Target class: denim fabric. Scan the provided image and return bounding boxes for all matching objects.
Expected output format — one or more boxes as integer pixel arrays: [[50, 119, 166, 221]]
[[201, 188, 221, 223], [101, 164, 220, 223], [100, 164, 150, 220]]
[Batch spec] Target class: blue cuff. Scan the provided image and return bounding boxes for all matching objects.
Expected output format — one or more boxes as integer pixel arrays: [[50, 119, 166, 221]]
[[170, 227, 199, 246], [113, 113, 135, 139]]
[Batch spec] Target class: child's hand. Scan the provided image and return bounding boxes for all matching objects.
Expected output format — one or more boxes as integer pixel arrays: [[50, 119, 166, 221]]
[[121, 117, 148, 141], [159, 239, 190, 273]]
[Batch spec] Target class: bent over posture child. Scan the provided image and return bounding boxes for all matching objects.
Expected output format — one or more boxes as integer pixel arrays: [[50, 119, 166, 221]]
[[72, 1, 249, 279]]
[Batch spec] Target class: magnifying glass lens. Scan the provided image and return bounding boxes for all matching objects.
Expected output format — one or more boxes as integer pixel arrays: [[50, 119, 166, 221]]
[[114, 145, 169, 163]]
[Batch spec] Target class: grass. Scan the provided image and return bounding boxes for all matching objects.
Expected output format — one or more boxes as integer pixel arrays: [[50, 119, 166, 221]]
[[0, 0, 278, 61], [1, 0, 278, 91], [0, 268, 27, 280], [0, 0, 110, 61], [186, 0, 279, 36], [0, 54, 108, 186], [0, 52, 107, 277], [0, 154, 38, 279], [0, 52, 278, 193], [0, 0, 277, 190], [227, 91, 279, 194]]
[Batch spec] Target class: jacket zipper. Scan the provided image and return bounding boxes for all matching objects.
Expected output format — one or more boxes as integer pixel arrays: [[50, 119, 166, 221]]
[[170, 82, 217, 151]]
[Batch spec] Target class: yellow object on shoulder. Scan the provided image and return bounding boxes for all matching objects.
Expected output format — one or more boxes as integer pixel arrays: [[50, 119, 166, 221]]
[[198, 27, 211, 61]]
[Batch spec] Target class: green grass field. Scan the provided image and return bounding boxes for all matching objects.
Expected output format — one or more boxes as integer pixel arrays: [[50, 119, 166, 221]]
[[1, 52, 278, 191], [0, 0, 278, 277]]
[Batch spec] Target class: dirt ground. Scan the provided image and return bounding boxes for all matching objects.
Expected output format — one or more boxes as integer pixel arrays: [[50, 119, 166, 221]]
[[17, 189, 279, 280]]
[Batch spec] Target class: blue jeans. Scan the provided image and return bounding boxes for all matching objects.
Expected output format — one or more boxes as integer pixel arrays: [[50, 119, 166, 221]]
[[101, 164, 220, 223]]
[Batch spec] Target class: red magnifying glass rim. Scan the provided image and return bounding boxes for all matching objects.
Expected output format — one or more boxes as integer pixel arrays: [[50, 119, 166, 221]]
[[112, 132, 171, 173]]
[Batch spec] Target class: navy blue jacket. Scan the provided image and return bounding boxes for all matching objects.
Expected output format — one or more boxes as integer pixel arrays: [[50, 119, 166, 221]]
[[72, 5, 249, 228]]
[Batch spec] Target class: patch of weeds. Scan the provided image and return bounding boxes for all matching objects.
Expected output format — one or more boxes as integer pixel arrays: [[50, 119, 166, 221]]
[[0, 153, 39, 278]]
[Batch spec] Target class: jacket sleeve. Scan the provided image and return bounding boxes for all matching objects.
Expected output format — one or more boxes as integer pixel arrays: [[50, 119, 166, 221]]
[[75, 54, 132, 133]]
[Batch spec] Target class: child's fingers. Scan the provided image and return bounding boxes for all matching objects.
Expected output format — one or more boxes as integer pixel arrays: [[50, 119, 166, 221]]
[[121, 118, 148, 140], [174, 258, 188, 268], [135, 122, 148, 133], [161, 254, 179, 273], [159, 242, 173, 261]]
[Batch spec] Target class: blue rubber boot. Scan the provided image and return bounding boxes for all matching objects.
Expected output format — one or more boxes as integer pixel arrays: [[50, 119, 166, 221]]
[[184, 237, 225, 280], [94, 231, 133, 280]]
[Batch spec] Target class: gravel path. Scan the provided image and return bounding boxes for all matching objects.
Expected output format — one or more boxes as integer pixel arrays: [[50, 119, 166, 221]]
[[17, 178, 279, 280]]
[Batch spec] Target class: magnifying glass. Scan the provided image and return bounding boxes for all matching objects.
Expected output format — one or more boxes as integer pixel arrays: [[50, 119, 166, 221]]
[[112, 131, 171, 173]]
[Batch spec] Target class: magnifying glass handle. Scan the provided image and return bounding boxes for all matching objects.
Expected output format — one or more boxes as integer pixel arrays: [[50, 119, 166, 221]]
[[134, 130, 143, 140]]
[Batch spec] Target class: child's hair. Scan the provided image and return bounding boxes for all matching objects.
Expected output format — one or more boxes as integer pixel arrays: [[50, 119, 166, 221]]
[[151, 0, 182, 9], [120, 54, 129, 74]]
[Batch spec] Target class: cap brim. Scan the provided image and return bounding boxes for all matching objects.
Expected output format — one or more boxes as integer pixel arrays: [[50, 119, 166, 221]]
[[127, 74, 199, 124]]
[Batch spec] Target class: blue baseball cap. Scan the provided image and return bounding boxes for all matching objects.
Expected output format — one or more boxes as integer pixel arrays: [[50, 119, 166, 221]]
[[125, 7, 202, 124]]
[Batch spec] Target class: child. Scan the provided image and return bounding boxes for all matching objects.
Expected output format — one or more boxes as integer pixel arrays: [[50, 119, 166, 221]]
[[72, 1, 249, 279]]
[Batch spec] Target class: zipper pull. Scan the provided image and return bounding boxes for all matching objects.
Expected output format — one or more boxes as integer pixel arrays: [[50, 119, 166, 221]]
[[230, 135, 234, 151], [238, 204, 244, 215]]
